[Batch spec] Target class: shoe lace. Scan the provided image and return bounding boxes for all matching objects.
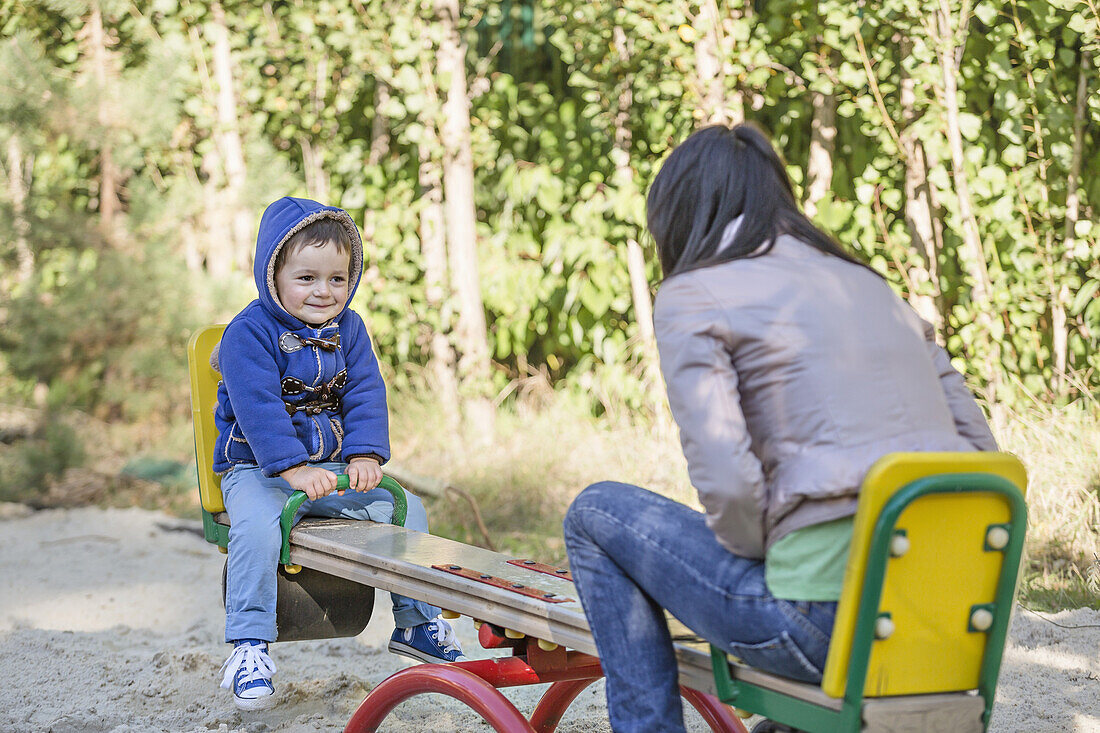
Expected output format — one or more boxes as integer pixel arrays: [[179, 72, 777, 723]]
[[430, 620, 461, 655], [219, 643, 276, 690]]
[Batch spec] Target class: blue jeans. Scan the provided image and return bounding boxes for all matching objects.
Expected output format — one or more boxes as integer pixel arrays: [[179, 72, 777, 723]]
[[563, 482, 837, 733], [221, 461, 440, 643]]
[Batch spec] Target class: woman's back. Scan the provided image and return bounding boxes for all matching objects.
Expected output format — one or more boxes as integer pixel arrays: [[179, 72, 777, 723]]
[[563, 124, 1003, 729], [654, 235, 995, 556]]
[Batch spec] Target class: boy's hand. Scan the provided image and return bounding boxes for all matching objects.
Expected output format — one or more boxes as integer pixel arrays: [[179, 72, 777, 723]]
[[281, 465, 338, 500], [346, 456, 383, 493]]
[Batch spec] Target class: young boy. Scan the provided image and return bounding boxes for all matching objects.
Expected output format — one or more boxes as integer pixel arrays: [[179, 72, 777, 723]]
[[212, 196, 464, 711]]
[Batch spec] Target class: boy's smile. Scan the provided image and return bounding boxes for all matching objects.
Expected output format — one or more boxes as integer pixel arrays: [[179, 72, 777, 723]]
[[274, 241, 352, 326]]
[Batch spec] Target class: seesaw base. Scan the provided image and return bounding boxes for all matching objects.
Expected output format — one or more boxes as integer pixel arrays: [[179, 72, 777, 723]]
[[345, 633, 747, 733]]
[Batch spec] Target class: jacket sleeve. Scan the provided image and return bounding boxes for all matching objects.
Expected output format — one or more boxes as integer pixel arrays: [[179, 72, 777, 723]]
[[220, 318, 311, 476], [921, 319, 999, 451], [654, 275, 767, 559], [339, 312, 391, 464]]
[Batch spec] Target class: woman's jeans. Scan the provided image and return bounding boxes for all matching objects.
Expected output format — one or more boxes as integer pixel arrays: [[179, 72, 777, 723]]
[[221, 461, 440, 643], [563, 482, 837, 733]]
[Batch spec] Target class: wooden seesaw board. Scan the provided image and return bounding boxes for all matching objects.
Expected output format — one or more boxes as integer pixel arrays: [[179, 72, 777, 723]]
[[278, 516, 723, 695]]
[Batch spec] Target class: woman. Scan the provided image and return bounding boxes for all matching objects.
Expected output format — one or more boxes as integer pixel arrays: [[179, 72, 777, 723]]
[[562, 124, 997, 732]]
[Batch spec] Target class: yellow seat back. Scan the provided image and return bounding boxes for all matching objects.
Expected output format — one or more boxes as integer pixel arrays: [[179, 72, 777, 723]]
[[187, 325, 227, 514], [821, 452, 1027, 699]]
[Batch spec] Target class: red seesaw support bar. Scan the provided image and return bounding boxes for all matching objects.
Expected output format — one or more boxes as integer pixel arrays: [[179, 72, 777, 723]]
[[345, 648, 606, 733], [344, 662, 538, 733], [344, 648, 747, 733], [451, 653, 605, 686]]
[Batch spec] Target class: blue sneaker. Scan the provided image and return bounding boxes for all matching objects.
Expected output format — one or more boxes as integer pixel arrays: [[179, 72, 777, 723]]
[[220, 639, 277, 710], [388, 618, 468, 663]]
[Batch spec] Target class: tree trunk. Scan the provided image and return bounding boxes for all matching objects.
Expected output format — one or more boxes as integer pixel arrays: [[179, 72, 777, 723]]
[[804, 48, 836, 221], [201, 148, 234, 278], [694, 0, 726, 124], [208, 1, 252, 271], [185, 21, 229, 275], [899, 35, 943, 330], [1054, 48, 1089, 393], [84, 0, 122, 243], [693, 0, 743, 125], [300, 41, 330, 202], [368, 80, 392, 168], [612, 23, 661, 417], [180, 159, 207, 272], [437, 0, 494, 438], [4, 134, 34, 288], [420, 144, 461, 430], [418, 47, 461, 429], [935, 1, 1002, 422], [180, 222, 205, 273], [300, 135, 329, 202]]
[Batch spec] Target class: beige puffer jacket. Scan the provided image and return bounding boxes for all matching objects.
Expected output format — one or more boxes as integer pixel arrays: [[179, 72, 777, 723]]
[[654, 235, 997, 558]]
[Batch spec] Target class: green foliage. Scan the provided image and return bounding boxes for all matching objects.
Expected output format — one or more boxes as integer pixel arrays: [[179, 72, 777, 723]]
[[0, 244, 192, 420], [0, 0, 1092, 613], [0, 415, 85, 501], [0, 0, 1097, 421]]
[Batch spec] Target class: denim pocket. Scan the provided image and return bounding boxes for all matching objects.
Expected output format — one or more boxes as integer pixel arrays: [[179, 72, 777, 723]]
[[779, 599, 837, 645], [725, 631, 824, 684]]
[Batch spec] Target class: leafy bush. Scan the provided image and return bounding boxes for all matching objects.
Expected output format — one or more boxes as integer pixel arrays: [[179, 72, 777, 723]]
[[0, 245, 192, 421], [0, 415, 85, 501]]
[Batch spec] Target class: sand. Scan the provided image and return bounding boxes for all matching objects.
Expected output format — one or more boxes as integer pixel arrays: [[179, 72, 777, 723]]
[[0, 504, 1097, 733]]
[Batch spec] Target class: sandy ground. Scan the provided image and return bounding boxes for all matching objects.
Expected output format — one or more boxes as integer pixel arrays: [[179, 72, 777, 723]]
[[0, 505, 1097, 733]]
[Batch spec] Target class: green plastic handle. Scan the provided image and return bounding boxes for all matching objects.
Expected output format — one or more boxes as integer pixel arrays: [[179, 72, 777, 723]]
[[279, 472, 408, 566], [379, 475, 408, 527]]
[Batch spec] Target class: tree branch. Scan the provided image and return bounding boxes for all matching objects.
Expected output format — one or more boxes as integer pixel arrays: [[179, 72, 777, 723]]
[[853, 26, 904, 158]]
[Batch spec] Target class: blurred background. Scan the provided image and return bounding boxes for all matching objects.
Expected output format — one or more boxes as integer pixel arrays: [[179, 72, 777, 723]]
[[0, 0, 1096, 609]]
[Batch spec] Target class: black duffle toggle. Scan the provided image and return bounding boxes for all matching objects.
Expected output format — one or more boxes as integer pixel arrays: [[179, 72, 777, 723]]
[[302, 333, 340, 351], [278, 331, 341, 354], [282, 369, 346, 415]]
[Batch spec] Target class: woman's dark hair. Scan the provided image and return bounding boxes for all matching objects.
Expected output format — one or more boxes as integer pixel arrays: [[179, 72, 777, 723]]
[[646, 123, 873, 278]]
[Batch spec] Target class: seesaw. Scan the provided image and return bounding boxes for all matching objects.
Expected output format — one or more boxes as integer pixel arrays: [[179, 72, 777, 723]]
[[190, 325, 1029, 732]]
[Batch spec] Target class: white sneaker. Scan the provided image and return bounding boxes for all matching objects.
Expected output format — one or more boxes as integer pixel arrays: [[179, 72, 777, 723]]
[[220, 639, 277, 710]]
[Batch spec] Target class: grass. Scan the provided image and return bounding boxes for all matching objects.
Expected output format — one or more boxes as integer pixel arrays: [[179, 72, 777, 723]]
[[994, 401, 1100, 610], [386, 390, 694, 564], [389, 392, 1100, 611], [2, 389, 1097, 611], [392, 392, 1100, 612]]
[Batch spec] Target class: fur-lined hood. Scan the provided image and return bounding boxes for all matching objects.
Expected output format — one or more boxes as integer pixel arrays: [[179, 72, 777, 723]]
[[253, 196, 364, 328]]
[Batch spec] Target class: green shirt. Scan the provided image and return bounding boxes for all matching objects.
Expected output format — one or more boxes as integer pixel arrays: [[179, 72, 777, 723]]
[[764, 516, 854, 601]]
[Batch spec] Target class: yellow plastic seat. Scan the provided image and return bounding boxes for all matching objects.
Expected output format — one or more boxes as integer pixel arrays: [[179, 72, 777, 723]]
[[188, 324, 229, 547], [712, 452, 1028, 732]]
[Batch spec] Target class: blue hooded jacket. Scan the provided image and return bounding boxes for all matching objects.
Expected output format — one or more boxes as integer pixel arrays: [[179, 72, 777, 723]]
[[212, 197, 389, 477]]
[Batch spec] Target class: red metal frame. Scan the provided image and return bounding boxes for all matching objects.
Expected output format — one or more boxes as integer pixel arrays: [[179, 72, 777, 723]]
[[344, 627, 748, 733], [679, 684, 749, 731], [343, 663, 535, 733], [507, 558, 574, 582], [529, 679, 598, 733]]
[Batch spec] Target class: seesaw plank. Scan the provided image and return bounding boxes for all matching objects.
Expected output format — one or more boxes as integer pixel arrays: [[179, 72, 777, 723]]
[[287, 517, 722, 693]]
